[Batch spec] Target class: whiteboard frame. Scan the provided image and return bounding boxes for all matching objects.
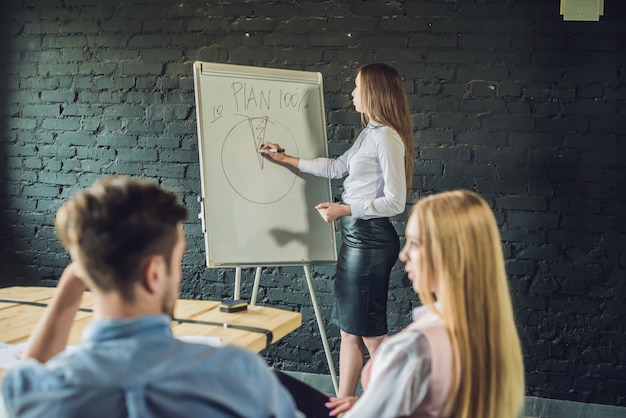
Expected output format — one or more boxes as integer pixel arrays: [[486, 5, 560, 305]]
[[193, 61, 338, 268]]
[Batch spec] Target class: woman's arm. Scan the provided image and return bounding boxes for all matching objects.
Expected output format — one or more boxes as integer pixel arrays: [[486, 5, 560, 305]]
[[261, 142, 350, 179], [261, 141, 352, 223], [260, 142, 300, 169], [374, 131, 407, 214], [352, 129, 407, 219]]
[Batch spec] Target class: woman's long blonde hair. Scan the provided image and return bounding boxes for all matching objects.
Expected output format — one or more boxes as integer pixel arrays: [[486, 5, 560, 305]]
[[412, 190, 525, 418], [358, 63, 414, 192]]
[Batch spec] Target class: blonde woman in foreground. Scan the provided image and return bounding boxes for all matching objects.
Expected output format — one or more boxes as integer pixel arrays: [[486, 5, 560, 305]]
[[326, 189, 525, 418]]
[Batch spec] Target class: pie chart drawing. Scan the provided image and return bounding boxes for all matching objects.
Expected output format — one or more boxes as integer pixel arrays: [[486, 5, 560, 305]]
[[221, 116, 299, 204]]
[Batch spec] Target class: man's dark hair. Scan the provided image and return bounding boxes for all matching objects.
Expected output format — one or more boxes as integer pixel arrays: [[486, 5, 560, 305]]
[[55, 175, 188, 301]]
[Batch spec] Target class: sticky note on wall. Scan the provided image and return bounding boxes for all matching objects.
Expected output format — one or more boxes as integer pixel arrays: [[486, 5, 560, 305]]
[[561, 0, 604, 21]]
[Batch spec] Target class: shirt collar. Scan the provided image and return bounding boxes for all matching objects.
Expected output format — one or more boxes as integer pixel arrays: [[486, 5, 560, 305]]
[[81, 314, 172, 344], [411, 302, 443, 321], [367, 120, 384, 128]]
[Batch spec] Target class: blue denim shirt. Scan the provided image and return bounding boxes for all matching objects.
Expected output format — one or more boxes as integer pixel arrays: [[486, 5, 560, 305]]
[[2, 315, 302, 418]]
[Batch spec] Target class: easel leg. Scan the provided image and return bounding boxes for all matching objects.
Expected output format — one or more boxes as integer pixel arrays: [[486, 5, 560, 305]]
[[235, 265, 339, 394], [303, 265, 339, 395], [251, 267, 262, 306], [234, 267, 241, 300]]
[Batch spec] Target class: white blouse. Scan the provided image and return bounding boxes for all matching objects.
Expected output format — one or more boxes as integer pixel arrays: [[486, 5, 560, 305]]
[[344, 316, 432, 417], [297, 121, 406, 219]]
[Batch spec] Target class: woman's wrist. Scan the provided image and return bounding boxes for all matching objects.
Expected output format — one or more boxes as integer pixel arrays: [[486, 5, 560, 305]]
[[285, 155, 300, 169]]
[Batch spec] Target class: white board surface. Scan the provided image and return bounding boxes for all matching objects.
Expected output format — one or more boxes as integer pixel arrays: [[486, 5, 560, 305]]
[[193, 61, 338, 267]]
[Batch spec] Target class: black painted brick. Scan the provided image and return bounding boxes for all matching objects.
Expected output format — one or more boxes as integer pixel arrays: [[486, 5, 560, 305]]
[[3, 0, 626, 408]]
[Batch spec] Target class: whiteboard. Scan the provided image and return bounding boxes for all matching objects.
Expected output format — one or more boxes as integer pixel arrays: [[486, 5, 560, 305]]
[[193, 61, 338, 267]]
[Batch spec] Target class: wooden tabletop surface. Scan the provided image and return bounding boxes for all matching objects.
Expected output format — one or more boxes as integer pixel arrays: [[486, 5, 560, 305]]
[[0, 286, 302, 353]]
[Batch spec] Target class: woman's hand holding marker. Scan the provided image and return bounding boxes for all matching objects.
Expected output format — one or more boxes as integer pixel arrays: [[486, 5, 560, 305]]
[[260, 142, 300, 168], [259, 147, 285, 153]]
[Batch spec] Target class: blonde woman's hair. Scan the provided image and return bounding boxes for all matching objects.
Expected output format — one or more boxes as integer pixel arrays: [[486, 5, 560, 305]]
[[412, 190, 525, 418], [358, 63, 414, 192]]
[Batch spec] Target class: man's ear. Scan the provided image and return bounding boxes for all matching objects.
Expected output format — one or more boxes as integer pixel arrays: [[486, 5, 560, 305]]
[[142, 255, 166, 295]]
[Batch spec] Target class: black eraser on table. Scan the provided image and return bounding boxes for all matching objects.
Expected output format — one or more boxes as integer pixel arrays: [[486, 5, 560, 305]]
[[220, 299, 248, 313]]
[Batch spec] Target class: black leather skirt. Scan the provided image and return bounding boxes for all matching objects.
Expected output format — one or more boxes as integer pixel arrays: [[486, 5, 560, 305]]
[[331, 215, 400, 337]]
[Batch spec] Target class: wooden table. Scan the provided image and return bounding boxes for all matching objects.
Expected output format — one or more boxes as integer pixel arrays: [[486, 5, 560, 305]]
[[0, 286, 302, 353]]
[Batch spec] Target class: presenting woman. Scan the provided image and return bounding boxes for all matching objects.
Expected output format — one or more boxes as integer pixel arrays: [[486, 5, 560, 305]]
[[262, 62, 414, 397]]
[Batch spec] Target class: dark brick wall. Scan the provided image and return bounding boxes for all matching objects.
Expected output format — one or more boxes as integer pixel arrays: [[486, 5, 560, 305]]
[[0, 2, 8, 269], [1, 0, 625, 407]]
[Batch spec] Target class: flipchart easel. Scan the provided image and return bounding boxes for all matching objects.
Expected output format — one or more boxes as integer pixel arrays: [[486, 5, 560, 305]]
[[193, 62, 339, 394]]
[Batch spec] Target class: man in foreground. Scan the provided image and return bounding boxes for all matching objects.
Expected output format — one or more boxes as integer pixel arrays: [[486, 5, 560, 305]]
[[1, 175, 302, 418]]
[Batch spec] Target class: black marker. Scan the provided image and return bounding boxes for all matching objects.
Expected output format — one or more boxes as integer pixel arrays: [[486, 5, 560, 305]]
[[259, 148, 285, 153]]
